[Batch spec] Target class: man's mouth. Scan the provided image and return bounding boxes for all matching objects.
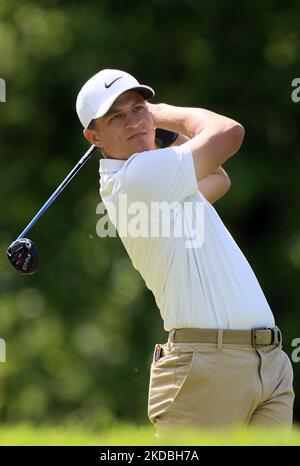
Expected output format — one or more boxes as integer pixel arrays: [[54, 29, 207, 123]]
[[128, 132, 146, 140]]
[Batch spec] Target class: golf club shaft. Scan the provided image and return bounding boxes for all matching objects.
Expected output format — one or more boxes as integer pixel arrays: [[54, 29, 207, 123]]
[[17, 145, 97, 240]]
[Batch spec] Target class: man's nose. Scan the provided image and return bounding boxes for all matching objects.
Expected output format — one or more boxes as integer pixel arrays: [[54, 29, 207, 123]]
[[125, 111, 142, 128]]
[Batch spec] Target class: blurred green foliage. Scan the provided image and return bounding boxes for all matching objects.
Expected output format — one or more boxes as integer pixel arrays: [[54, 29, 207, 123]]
[[0, 0, 300, 426]]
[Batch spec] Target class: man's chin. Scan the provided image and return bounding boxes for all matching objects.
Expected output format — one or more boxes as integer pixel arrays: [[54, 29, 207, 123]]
[[105, 138, 156, 159], [128, 140, 154, 154]]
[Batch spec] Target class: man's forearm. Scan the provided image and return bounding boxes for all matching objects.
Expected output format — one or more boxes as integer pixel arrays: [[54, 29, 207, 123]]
[[148, 102, 239, 139], [197, 167, 231, 204], [164, 126, 232, 204]]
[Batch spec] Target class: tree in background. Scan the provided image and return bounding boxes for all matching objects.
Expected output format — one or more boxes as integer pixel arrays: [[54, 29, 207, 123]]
[[0, 0, 299, 426]]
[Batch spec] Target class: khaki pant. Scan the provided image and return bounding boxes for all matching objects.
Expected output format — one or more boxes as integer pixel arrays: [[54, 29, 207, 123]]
[[148, 340, 295, 430]]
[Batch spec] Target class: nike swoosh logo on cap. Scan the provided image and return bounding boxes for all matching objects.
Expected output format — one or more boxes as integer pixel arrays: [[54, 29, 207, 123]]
[[104, 77, 122, 88]]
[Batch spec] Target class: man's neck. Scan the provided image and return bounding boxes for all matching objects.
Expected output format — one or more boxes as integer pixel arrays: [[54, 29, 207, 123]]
[[103, 145, 157, 160]]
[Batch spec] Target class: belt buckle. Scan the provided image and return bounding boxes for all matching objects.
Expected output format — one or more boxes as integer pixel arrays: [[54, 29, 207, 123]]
[[252, 327, 282, 348], [251, 328, 270, 348], [273, 326, 282, 346]]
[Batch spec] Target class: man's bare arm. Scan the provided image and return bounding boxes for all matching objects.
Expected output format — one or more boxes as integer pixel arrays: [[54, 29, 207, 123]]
[[169, 133, 231, 204], [148, 102, 244, 182], [197, 167, 231, 204]]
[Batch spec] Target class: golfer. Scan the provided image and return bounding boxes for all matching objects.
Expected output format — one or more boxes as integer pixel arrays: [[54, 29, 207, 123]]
[[76, 69, 294, 430]]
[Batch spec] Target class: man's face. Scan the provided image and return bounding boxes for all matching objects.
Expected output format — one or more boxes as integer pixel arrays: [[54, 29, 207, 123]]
[[84, 90, 156, 159]]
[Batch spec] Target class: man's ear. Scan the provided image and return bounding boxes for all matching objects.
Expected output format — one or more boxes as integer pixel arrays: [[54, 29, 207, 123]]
[[83, 128, 103, 148]]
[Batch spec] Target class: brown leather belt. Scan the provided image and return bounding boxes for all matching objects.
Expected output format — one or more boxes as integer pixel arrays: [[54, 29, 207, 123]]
[[168, 326, 282, 347]]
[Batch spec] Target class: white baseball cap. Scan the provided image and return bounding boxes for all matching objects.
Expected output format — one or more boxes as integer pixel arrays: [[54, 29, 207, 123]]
[[76, 69, 155, 128]]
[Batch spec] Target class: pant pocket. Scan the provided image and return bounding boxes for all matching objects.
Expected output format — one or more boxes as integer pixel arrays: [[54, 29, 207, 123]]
[[147, 350, 195, 425]]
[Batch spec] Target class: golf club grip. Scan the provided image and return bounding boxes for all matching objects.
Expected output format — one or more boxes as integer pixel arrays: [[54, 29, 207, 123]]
[[17, 145, 97, 240]]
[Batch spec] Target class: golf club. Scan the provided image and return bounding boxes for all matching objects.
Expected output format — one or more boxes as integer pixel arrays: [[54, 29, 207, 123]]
[[7, 144, 97, 274]]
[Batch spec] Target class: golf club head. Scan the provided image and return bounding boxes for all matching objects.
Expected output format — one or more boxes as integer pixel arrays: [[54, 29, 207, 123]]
[[7, 238, 39, 274]]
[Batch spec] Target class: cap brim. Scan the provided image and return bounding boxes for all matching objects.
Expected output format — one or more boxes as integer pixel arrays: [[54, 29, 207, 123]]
[[92, 85, 155, 122]]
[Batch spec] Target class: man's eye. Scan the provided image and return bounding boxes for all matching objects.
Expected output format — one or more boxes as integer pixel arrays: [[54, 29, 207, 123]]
[[110, 113, 121, 121], [134, 105, 144, 112]]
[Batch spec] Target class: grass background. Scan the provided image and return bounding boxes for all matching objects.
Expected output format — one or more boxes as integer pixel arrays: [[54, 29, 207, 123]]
[[0, 423, 299, 446]]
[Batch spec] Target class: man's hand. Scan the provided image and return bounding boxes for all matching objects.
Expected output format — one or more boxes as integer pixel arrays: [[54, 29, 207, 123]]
[[146, 102, 244, 183], [147, 102, 162, 127]]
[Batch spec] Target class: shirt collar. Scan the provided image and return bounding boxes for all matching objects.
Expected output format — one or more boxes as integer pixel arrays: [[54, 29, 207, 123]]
[[99, 157, 127, 175]]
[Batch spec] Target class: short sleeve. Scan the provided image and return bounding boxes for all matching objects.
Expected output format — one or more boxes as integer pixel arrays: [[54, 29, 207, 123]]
[[121, 146, 198, 203]]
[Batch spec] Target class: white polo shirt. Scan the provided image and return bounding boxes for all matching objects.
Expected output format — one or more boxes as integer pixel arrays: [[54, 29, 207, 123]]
[[99, 146, 275, 331]]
